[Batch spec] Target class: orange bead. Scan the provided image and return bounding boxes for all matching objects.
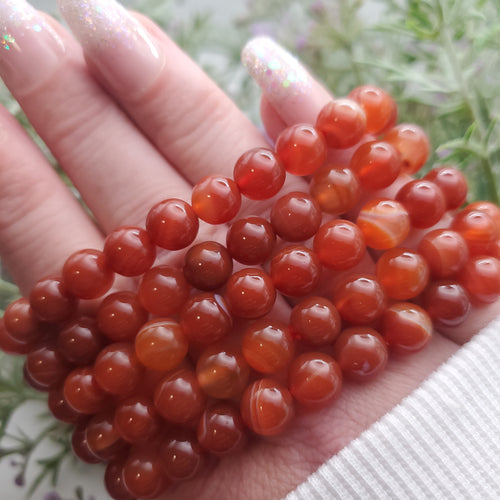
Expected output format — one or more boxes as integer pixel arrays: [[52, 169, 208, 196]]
[[452, 208, 499, 256], [64, 367, 109, 415], [424, 166, 468, 210], [459, 256, 500, 303], [465, 201, 500, 231]]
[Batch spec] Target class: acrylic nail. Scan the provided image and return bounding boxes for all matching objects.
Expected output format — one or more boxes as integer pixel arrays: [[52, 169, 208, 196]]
[[58, 0, 164, 96], [0, 0, 65, 95]]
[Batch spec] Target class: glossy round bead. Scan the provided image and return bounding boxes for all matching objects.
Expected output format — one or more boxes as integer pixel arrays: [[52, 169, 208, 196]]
[[242, 319, 295, 374], [270, 245, 320, 297], [160, 431, 203, 481], [103, 226, 156, 276], [423, 281, 471, 327], [275, 123, 327, 175], [424, 166, 468, 210], [114, 395, 160, 444], [25, 345, 69, 390], [451, 209, 499, 256], [309, 165, 361, 215], [384, 123, 430, 174], [29, 276, 77, 323], [289, 296, 341, 346], [191, 175, 241, 224], [3, 298, 39, 344], [146, 198, 199, 250], [72, 421, 101, 464], [376, 248, 430, 300], [196, 345, 250, 398], [86, 411, 126, 461], [198, 403, 246, 455], [62, 249, 114, 300], [226, 216, 276, 265], [23, 361, 50, 391], [316, 99, 367, 149], [105, 459, 135, 500], [382, 303, 432, 354], [459, 256, 500, 303], [270, 191, 322, 242], [64, 367, 109, 414], [348, 85, 397, 134], [333, 274, 386, 325], [313, 219, 366, 270], [183, 241, 233, 291], [288, 352, 342, 408], [0, 319, 33, 355], [135, 318, 188, 370], [224, 268, 276, 318], [333, 327, 388, 382], [57, 317, 104, 366], [233, 147, 286, 200], [138, 265, 190, 316], [154, 369, 207, 424], [356, 198, 410, 250], [418, 229, 468, 278], [94, 343, 143, 397], [349, 141, 402, 190], [240, 379, 294, 436], [465, 201, 500, 231], [48, 386, 83, 424], [97, 291, 149, 343]]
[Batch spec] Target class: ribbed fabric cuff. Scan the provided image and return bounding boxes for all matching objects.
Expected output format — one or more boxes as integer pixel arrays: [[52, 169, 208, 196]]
[[285, 318, 500, 500]]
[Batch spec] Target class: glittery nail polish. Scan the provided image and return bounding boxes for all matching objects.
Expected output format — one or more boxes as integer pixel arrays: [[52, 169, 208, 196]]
[[58, 0, 164, 96], [0, 0, 65, 95]]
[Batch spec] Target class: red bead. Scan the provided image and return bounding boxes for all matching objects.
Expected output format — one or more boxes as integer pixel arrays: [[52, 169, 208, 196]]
[[451, 209, 499, 256], [48, 386, 83, 424], [25, 344, 69, 390], [114, 395, 160, 444], [240, 379, 294, 436], [57, 317, 104, 366], [422, 281, 471, 327], [424, 166, 467, 210], [333, 327, 388, 382], [72, 420, 101, 464], [105, 459, 135, 500], [233, 147, 286, 200], [160, 431, 203, 481], [135, 318, 188, 370], [288, 352, 342, 408], [465, 201, 500, 231], [275, 124, 327, 175], [316, 99, 367, 149], [64, 367, 109, 414], [0, 318, 32, 355], [224, 268, 276, 318], [313, 219, 366, 270], [270, 191, 322, 242], [459, 255, 500, 303], [3, 297, 39, 344], [138, 265, 190, 316], [29, 276, 77, 323], [270, 245, 321, 297], [191, 175, 241, 224], [86, 411, 127, 461]]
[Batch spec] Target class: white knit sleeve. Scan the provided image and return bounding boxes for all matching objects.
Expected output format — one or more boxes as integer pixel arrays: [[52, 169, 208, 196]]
[[285, 317, 500, 500]]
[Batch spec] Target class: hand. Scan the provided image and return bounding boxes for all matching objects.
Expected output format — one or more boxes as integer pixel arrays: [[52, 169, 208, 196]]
[[0, 1, 498, 499]]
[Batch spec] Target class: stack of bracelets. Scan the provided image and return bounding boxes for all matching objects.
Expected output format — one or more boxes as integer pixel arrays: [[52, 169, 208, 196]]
[[1, 85, 500, 500]]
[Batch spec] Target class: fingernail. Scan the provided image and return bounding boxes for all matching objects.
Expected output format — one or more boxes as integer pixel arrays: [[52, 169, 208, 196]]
[[58, 0, 164, 96], [242, 36, 312, 107], [0, 0, 65, 95]]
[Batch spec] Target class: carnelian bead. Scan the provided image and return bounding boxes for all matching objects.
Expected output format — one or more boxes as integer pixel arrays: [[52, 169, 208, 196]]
[[376, 248, 429, 300], [309, 165, 361, 215], [224, 268, 276, 318], [63, 249, 114, 300], [349, 141, 402, 190], [94, 343, 143, 397], [180, 293, 232, 346], [459, 256, 500, 303], [418, 229, 468, 278], [270, 246, 320, 297], [57, 317, 104, 366], [196, 345, 250, 398], [316, 99, 367, 149], [72, 421, 101, 464], [86, 411, 127, 461], [154, 369, 207, 424], [465, 201, 500, 231], [233, 147, 286, 200], [242, 319, 295, 374], [348, 85, 397, 134], [183, 241, 233, 291], [138, 265, 190, 316], [289, 296, 341, 346], [135, 318, 188, 370], [240, 379, 294, 436], [275, 123, 327, 175], [48, 386, 83, 424], [382, 303, 432, 354], [423, 281, 471, 327], [105, 459, 135, 500], [270, 191, 322, 242], [226, 216, 276, 265], [191, 175, 241, 224], [198, 403, 246, 455], [333, 327, 388, 382], [313, 219, 366, 270], [288, 352, 342, 408], [25, 345, 69, 390], [146, 198, 199, 250], [3, 298, 39, 344], [357, 198, 410, 250], [333, 274, 386, 325], [451, 209, 499, 256], [23, 362, 50, 391], [64, 367, 109, 414], [97, 291, 149, 343], [424, 166, 467, 210], [114, 396, 160, 444], [0, 319, 33, 355], [29, 276, 77, 323], [160, 431, 203, 481], [384, 123, 430, 174]]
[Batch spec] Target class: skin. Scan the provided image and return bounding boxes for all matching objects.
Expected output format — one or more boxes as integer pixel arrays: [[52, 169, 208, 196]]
[[1, 10, 499, 500]]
